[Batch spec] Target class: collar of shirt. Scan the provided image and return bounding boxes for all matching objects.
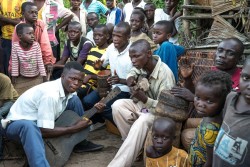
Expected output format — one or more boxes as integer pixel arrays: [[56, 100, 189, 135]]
[[58, 78, 74, 99], [149, 55, 162, 80], [115, 42, 131, 55]]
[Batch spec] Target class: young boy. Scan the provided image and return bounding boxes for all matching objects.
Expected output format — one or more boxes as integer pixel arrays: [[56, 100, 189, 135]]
[[106, 0, 123, 26], [77, 24, 109, 100], [70, 0, 87, 37], [213, 58, 250, 167], [12, 2, 55, 72], [108, 39, 175, 167], [11, 23, 47, 95], [53, 21, 93, 79], [144, 2, 156, 33], [86, 12, 99, 45], [146, 117, 189, 167], [154, 0, 182, 44], [153, 20, 185, 82]]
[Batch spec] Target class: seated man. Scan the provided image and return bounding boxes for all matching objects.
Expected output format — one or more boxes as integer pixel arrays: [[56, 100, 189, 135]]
[[108, 39, 175, 167], [0, 62, 103, 166], [170, 37, 244, 150]]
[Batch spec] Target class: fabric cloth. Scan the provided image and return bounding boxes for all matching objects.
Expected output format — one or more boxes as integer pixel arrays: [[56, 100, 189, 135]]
[[146, 146, 190, 167], [0, 0, 25, 40], [71, 8, 87, 36], [2, 95, 85, 167], [153, 41, 185, 82], [106, 7, 123, 25], [80, 0, 108, 16], [12, 20, 56, 65], [86, 30, 95, 45], [11, 42, 46, 77], [130, 33, 157, 52], [108, 56, 175, 167], [28, 0, 73, 47], [101, 43, 133, 92], [0, 73, 19, 100], [213, 92, 250, 167], [211, 67, 241, 91], [6, 78, 75, 129], [154, 8, 181, 44], [123, 0, 146, 23], [189, 120, 221, 166], [62, 37, 93, 61]]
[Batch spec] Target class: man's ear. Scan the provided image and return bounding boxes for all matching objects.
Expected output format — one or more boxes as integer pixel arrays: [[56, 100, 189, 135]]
[[17, 33, 22, 39], [147, 49, 152, 58], [166, 33, 172, 39]]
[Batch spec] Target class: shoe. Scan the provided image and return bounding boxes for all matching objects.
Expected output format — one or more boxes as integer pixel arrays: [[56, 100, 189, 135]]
[[73, 140, 104, 153], [90, 122, 106, 132]]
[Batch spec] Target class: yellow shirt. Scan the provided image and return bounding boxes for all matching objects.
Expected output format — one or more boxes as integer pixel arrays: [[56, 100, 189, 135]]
[[0, 0, 25, 39], [146, 146, 190, 167]]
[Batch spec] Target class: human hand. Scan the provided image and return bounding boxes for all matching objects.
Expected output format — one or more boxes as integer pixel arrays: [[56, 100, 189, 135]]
[[179, 57, 194, 79], [107, 70, 120, 85], [45, 64, 53, 74], [94, 102, 106, 113], [130, 88, 148, 103], [83, 75, 91, 84], [93, 59, 104, 70], [127, 76, 136, 87], [74, 118, 92, 131], [170, 86, 194, 102]]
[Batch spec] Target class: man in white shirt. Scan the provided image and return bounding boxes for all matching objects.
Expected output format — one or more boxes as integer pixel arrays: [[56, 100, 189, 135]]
[[123, 0, 146, 23], [1, 62, 103, 166]]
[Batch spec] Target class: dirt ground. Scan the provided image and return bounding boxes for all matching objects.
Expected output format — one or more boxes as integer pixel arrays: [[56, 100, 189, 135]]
[[0, 127, 144, 167]]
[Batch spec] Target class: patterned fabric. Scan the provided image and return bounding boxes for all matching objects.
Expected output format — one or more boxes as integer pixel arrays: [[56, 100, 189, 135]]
[[11, 42, 46, 77], [80, 0, 108, 16], [189, 120, 221, 166], [0, 0, 25, 39], [146, 146, 190, 167]]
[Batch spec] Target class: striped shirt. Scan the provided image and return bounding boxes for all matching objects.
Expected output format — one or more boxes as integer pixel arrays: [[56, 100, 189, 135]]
[[83, 47, 106, 87], [11, 42, 46, 77], [0, 0, 25, 39], [80, 0, 108, 16]]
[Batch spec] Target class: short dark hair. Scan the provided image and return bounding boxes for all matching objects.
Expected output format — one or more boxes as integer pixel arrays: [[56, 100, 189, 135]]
[[94, 24, 108, 34], [115, 22, 131, 36], [144, 2, 156, 9], [222, 38, 244, 59], [243, 57, 250, 68], [63, 61, 84, 74], [155, 20, 173, 34], [152, 117, 176, 136], [21, 2, 36, 13], [133, 7, 146, 16], [68, 21, 82, 32], [87, 12, 99, 20], [197, 70, 232, 98], [130, 39, 151, 51], [16, 23, 33, 35], [131, 10, 146, 22]]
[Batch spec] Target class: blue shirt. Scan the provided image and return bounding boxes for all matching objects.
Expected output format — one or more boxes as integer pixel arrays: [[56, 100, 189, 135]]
[[107, 7, 123, 25], [153, 41, 185, 82], [80, 0, 108, 16]]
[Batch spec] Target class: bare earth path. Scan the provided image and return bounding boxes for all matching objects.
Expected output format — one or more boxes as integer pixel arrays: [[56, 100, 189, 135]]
[[0, 127, 144, 167]]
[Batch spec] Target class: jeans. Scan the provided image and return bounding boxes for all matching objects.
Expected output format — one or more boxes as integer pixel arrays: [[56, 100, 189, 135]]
[[1, 39, 11, 76], [82, 90, 130, 124], [2, 95, 86, 167]]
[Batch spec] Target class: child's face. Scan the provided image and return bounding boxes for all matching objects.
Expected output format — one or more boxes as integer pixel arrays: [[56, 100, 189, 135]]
[[129, 46, 150, 69], [239, 64, 250, 104], [23, 6, 38, 23], [112, 27, 129, 50], [20, 27, 35, 44], [130, 14, 143, 31], [67, 25, 82, 43], [164, 0, 178, 11], [93, 27, 108, 47], [152, 127, 173, 154], [215, 40, 239, 71], [194, 83, 224, 117], [70, 0, 81, 9], [106, 0, 114, 9], [144, 5, 155, 20], [152, 24, 170, 44], [87, 14, 99, 29]]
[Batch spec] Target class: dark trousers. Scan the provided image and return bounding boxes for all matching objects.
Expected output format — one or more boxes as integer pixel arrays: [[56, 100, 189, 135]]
[[2, 39, 11, 76]]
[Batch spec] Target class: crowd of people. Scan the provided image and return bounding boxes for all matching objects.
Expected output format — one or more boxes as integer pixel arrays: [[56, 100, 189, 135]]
[[0, 0, 250, 166]]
